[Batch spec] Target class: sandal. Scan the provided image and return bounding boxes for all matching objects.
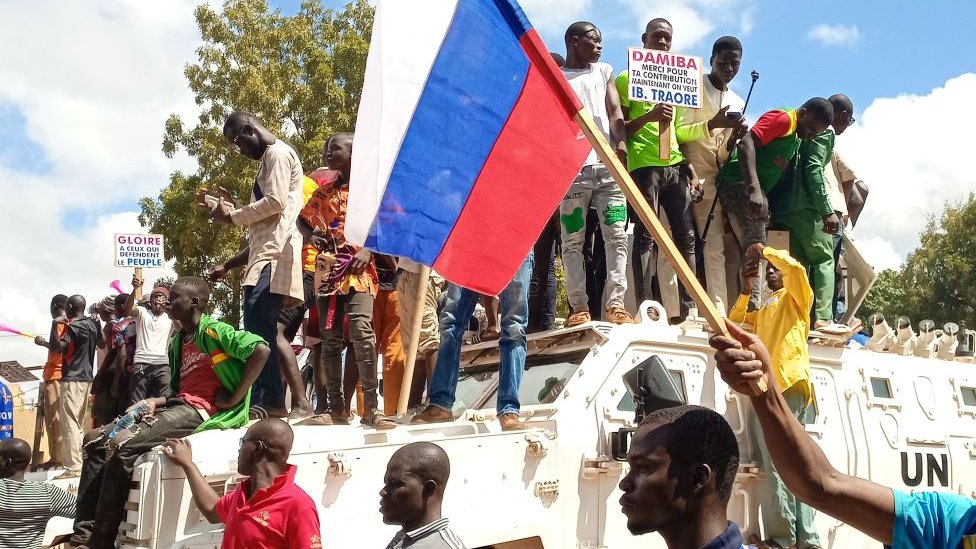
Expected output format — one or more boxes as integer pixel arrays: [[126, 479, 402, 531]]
[[362, 410, 397, 430], [605, 306, 634, 325], [295, 414, 334, 426], [248, 405, 270, 420], [480, 327, 500, 341], [567, 310, 592, 327]]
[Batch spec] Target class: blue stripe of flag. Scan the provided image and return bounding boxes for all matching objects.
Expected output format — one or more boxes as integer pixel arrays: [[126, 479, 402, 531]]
[[364, 0, 530, 264]]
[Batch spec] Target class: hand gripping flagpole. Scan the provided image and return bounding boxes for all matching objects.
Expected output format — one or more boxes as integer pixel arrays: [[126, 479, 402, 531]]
[[397, 265, 431, 416], [573, 109, 767, 396]]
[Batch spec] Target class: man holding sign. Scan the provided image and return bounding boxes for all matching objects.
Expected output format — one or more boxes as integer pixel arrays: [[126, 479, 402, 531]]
[[616, 18, 743, 322]]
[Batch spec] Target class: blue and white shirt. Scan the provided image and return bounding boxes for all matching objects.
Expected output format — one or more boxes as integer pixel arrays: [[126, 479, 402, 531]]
[[386, 517, 466, 549]]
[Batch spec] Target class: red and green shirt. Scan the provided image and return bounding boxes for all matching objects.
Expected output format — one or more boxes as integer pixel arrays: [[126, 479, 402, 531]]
[[720, 108, 800, 192], [168, 314, 265, 432]]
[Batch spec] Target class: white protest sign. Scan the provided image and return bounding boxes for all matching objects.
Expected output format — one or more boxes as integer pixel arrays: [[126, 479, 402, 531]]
[[114, 233, 165, 268], [627, 48, 704, 108]]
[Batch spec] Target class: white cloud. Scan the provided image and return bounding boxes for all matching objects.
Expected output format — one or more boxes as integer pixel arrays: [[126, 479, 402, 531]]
[[520, 0, 592, 34], [840, 73, 976, 272], [807, 23, 862, 48], [851, 235, 903, 272], [622, 0, 751, 52], [0, 0, 191, 367]]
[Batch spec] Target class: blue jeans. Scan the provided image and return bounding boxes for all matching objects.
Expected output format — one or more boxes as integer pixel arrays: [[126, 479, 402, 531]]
[[243, 264, 284, 409], [429, 252, 533, 416]]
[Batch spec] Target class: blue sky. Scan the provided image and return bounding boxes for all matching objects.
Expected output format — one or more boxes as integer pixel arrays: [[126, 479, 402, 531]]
[[290, 0, 975, 120]]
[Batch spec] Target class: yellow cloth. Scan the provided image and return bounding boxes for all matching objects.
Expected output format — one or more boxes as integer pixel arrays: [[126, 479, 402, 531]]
[[301, 176, 320, 272], [729, 247, 813, 401]]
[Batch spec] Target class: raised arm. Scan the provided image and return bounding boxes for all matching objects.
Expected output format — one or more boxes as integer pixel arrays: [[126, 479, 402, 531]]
[[763, 246, 814, 315], [162, 439, 222, 523], [123, 275, 143, 318], [710, 320, 895, 544]]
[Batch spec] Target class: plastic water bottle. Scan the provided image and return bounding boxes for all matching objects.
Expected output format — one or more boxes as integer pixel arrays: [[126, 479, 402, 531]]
[[108, 401, 149, 439]]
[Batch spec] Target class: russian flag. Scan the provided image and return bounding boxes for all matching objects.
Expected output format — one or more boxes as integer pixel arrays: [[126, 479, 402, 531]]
[[347, 0, 591, 295]]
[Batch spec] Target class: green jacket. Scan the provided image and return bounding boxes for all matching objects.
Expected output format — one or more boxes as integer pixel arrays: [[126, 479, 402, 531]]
[[769, 129, 836, 218], [168, 314, 266, 433]]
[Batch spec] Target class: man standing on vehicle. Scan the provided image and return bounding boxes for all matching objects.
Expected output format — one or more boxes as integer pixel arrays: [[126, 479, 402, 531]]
[[619, 405, 747, 549], [729, 245, 820, 549], [557, 21, 632, 327]]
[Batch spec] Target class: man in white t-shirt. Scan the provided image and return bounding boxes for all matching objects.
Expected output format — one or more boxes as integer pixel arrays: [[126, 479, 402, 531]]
[[666, 36, 747, 313], [559, 21, 632, 327], [121, 275, 174, 406]]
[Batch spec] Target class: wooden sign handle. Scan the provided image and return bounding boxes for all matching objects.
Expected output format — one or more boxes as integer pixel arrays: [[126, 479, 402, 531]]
[[658, 118, 671, 161], [575, 108, 767, 395]]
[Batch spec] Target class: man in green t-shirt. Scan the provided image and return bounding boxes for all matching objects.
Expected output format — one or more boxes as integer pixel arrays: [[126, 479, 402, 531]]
[[615, 17, 741, 322], [716, 98, 833, 306]]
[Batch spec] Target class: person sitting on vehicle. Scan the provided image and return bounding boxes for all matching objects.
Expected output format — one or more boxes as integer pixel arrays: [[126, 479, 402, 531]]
[[0, 438, 76, 549], [710, 320, 976, 549], [619, 405, 746, 549], [729, 245, 820, 548], [71, 277, 270, 549], [162, 419, 321, 549], [380, 442, 466, 549]]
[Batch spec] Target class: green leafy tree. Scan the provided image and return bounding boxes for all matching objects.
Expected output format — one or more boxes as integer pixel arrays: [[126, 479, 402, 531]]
[[859, 268, 906, 322], [862, 194, 976, 327], [139, 0, 373, 325]]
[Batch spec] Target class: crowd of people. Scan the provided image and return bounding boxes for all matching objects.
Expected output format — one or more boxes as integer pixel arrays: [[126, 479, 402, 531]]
[[8, 12, 971, 549]]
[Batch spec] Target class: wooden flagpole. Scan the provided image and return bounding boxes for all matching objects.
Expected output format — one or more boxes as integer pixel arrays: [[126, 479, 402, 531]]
[[573, 108, 767, 395], [397, 265, 431, 416]]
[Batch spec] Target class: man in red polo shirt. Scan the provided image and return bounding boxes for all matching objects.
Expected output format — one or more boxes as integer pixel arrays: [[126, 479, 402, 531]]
[[163, 419, 321, 549]]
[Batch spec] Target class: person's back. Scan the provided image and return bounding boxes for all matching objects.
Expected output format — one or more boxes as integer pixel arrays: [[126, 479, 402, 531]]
[[0, 439, 76, 549]]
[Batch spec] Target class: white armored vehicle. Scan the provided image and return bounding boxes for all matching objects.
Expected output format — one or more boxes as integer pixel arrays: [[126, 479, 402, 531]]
[[102, 284, 976, 549]]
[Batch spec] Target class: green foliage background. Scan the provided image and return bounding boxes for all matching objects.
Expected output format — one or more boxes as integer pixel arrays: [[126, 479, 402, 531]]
[[140, 0, 373, 326]]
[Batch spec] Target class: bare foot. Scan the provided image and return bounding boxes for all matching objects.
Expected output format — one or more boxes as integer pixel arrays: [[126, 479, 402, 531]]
[[812, 319, 831, 330], [288, 404, 314, 419]]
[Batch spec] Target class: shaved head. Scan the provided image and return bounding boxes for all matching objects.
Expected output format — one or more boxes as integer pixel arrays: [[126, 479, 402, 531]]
[[0, 438, 32, 478], [67, 294, 86, 318], [389, 442, 450, 487], [249, 418, 294, 457], [828, 94, 853, 114], [380, 442, 452, 528], [223, 111, 262, 136]]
